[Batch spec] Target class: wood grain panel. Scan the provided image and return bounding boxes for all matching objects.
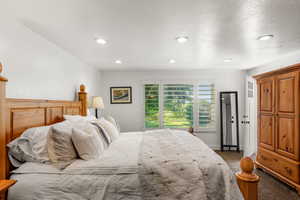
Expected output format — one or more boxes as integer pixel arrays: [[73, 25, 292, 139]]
[[276, 116, 299, 160], [277, 117, 294, 153], [46, 107, 63, 125], [11, 109, 45, 140], [5, 99, 82, 144], [259, 114, 274, 151], [0, 180, 16, 193], [277, 73, 296, 113], [0, 78, 7, 189], [259, 78, 274, 112], [257, 148, 300, 184], [65, 107, 80, 115]]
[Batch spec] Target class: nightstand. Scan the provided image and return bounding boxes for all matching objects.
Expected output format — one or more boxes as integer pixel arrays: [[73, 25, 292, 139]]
[[0, 180, 16, 199]]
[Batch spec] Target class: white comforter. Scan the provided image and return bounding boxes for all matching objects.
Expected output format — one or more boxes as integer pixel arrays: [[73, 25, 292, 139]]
[[8, 129, 242, 200]]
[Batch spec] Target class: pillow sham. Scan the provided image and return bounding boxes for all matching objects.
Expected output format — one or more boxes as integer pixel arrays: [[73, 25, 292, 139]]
[[64, 115, 96, 122], [47, 121, 77, 169], [106, 116, 120, 132], [91, 121, 112, 147], [95, 118, 119, 142], [71, 122, 105, 160], [7, 125, 51, 167]]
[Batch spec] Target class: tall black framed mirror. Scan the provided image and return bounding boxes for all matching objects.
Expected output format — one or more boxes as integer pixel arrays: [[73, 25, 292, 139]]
[[220, 91, 239, 152]]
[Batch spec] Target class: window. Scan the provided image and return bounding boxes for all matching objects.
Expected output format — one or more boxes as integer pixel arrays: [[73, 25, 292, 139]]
[[144, 82, 216, 131], [144, 84, 159, 128], [163, 84, 194, 128], [198, 84, 216, 129]]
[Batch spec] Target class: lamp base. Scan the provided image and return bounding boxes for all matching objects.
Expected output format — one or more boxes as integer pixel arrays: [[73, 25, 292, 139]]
[[95, 108, 98, 119]]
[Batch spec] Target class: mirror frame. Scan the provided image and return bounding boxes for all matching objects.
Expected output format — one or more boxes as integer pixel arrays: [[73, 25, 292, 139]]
[[220, 91, 240, 152]]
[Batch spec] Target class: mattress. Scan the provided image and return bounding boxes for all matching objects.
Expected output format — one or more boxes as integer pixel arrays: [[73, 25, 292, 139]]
[[8, 129, 242, 200]]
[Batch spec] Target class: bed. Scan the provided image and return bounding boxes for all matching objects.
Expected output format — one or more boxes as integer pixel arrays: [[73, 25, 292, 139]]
[[0, 65, 259, 200]]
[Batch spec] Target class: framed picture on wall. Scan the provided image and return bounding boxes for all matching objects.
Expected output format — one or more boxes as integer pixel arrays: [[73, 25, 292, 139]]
[[110, 87, 132, 104]]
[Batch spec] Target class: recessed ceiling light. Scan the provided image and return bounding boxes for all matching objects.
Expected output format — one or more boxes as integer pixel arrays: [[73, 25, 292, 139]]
[[96, 38, 107, 45], [224, 58, 233, 63], [115, 60, 122, 64], [169, 59, 176, 64], [176, 36, 189, 43], [257, 34, 274, 41]]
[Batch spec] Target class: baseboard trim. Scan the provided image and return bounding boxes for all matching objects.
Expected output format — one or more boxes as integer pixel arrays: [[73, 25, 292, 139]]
[[209, 145, 243, 151]]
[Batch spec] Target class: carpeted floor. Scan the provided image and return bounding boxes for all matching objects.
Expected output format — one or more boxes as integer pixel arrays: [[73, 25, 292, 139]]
[[216, 151, 300, 200]]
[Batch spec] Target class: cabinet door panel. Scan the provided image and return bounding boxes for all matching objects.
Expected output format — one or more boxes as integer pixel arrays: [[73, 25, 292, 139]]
[[276, 116, 299, 160], [259, 114, 274, 151], [275, 71, 299, 160], [259, 78, 274, 112], [277, 72, 298, 113]]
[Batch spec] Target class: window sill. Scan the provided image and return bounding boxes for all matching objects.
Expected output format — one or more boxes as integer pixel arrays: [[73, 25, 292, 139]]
[[193, 129, 216, 133], [144, 127, 216, 134]]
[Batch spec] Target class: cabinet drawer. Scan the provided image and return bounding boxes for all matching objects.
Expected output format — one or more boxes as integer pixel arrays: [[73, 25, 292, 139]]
[[257, 148, 300, 183]]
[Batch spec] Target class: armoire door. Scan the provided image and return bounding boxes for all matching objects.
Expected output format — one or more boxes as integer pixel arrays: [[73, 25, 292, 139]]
[[259, 113, 275, 150], [259, 77, 274, 113], [258, 77, 275, 151], [275, 71, 299, 160]]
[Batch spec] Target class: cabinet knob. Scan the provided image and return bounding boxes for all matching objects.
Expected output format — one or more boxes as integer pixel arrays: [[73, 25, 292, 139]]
[[261, 155, 267, 160], [286, 146, 289, 151], [284, 167, 292, 175]]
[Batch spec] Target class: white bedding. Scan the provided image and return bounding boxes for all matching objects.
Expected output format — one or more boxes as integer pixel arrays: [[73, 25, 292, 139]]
[[8, 130, 242, 200]]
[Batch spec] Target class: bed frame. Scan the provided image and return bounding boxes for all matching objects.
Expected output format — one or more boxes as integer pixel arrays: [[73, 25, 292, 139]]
[[0, 64, 88, 199], [0, 64, 259, 200]]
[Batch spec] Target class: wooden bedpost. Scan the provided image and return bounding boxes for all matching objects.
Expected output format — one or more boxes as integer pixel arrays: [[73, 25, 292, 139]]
[[78, 84, 88, 116], [236, 157, 260, 200], [0, 63, 8, 199]]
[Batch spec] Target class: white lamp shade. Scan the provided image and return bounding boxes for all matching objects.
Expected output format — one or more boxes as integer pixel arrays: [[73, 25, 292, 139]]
[[91, 96, 104, 109]]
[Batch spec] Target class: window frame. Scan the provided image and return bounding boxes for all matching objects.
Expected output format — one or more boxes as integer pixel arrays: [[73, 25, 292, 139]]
[[143, 80, 216, 132]]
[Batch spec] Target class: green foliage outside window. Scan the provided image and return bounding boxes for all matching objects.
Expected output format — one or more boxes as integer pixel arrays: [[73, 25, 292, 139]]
[[163, 84, 193, 128], [145, 83, 215, 130], [145, 84, 159, 128]]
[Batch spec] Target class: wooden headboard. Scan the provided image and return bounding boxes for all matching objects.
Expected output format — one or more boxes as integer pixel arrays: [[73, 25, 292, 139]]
[[0, 64, 88, 184]]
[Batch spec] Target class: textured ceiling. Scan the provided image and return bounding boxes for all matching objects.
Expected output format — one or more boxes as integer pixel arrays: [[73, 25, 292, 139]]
[[2, 0, 300, 70]]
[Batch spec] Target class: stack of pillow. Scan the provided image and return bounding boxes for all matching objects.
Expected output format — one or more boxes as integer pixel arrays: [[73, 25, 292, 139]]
[[7, 115, 120, 169]]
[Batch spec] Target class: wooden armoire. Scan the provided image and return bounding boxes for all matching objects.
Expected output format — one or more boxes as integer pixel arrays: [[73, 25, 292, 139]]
[[255, 64, 300, 193]]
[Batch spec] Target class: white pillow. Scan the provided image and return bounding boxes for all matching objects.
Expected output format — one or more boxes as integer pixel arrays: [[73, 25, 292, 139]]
[[7, 125, 51, 167], [91, 121, 112, 148], [64, 115, 96, 122], [106, 116, 120, 132], [72, 122, 105, 160], [47, 121, 77, 169], [96, 118, 119, 142]]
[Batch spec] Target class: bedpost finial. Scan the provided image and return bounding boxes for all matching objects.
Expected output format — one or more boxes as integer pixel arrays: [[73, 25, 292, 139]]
[[236, 157, 259, 200], [80, 84, 85, 92], [240, 157, 254, 174], [0, 62, 7, 82], [236, 157, 259, 182]]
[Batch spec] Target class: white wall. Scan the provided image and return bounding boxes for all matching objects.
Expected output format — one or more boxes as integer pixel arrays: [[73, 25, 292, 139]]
[[247, 50, 300, 76], [0, 18, 101, 102], [100, 69, 246, 149]]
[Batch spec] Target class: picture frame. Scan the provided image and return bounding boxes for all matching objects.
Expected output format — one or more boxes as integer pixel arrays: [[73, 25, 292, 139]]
[[110, 87, 132, 104]]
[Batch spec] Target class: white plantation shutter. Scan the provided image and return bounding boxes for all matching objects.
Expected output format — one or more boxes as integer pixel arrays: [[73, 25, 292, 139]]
[[163, 84, 194, 128], [144, 82, 216, 131], [198, 84, 216, 129], [144, 84, 160, 128]]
